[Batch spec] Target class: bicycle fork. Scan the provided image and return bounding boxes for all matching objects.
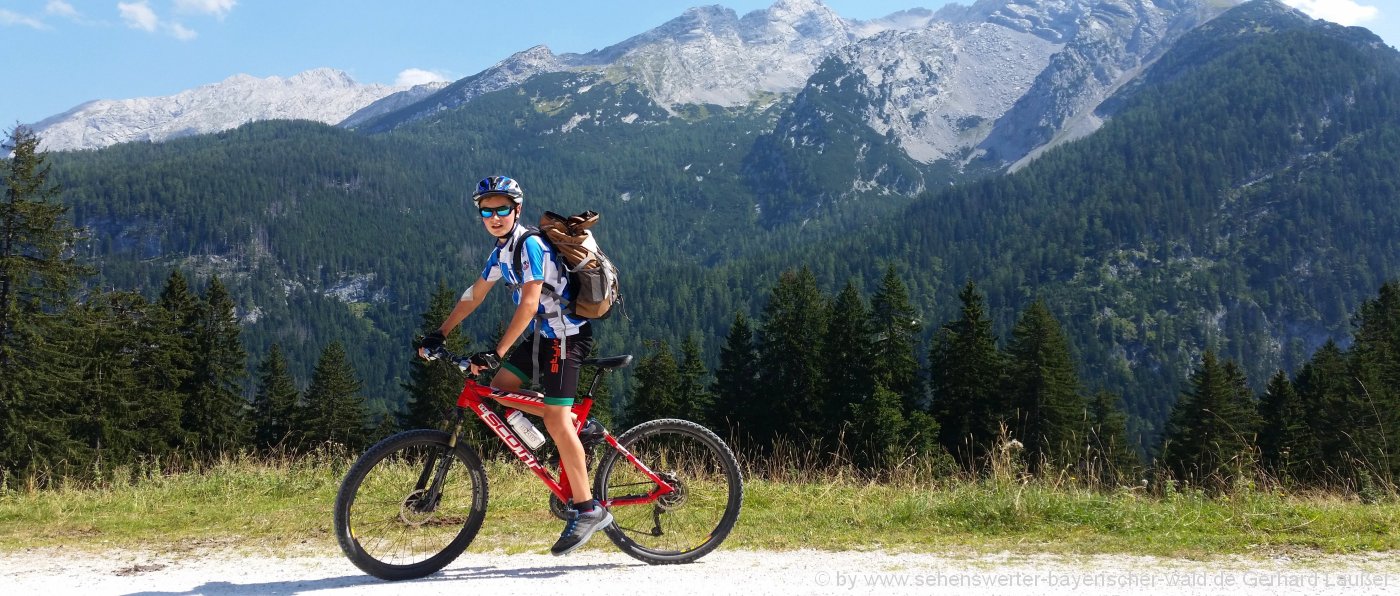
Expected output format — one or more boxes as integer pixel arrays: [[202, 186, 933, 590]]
[[411, 410, 467, 514]]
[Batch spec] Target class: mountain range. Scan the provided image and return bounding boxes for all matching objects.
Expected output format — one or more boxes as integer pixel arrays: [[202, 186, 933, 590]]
[[31, 0, 1232, 182], [25, 0, 1400, 453]]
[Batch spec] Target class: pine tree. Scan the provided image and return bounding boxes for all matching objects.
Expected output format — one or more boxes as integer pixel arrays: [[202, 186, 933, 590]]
[[0, 126, 87, 474], [849, 384, 906, 471], [823, 282, 874, 436], [755, 267, 829, 447], [1257, 370, 1309, 481], [626, 340, 680, 427], [251, 344, 300, 450], [70, 291, 186, 467], [869, 265, 922, 410], [181, 276, 249, 454], [1004, 300, 1087, 472], [1346, 281, 1400, 481], [710, 311, 759, 439], [1160, 351, 1257, 488], [301, 340, 371, 449], [929, 281, 1006, 465], [401, 281, 472, 430], [1293, 340, 1350, 483], [675, 334, 713, 424]]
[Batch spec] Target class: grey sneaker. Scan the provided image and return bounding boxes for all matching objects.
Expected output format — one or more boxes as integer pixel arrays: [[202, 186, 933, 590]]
[[550, 505, 613, 556]]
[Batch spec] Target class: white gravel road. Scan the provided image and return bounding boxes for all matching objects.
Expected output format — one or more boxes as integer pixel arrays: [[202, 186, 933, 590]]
[[4, 547, 1398, 595]]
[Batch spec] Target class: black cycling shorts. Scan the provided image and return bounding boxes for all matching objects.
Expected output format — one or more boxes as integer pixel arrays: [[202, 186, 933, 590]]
[[498, 324, 594, 406]]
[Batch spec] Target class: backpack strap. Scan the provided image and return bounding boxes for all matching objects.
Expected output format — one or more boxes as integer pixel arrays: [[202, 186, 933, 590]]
[[509, 227, 570, 391], [509, 228, 561, 297]]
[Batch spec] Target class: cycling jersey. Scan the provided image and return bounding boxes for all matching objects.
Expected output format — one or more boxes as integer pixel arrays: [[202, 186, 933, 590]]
[[481, 224, 588, 338]]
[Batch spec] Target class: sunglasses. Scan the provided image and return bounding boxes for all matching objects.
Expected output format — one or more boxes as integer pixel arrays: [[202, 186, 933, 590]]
[[479, 205, 515, 218]]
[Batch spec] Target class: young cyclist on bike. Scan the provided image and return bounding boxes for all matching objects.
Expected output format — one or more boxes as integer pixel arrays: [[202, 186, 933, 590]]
[[418, 175, 611, 556]]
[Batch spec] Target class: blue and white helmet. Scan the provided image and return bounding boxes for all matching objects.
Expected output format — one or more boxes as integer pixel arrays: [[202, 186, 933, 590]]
[[472, 175, 524, 205]]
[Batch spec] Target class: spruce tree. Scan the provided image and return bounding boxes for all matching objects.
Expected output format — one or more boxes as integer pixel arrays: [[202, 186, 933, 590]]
[[626, 340, 680, 427], [1160, 351, 1257, 488], [251, 344, 300, 450], [1005, 300, 1087, 472], [0, 126, 87, 474], [675, 334, 713, 424], [1257, 370, 1308, 481], [401, 281, 472, 430], [1346, 281, 1400, 481], [849, 384, 906, 471], [71, 291, 186, 467], [301, 340, 371, 449], [869, 265, 922, 410], [755, 267, 829, 446], [1293, 341, 1351, 483], [710, 311, 760, 439], [181, 276, 249, 454], [929, 281, 1006, 464], [823, 282, 874, 437]]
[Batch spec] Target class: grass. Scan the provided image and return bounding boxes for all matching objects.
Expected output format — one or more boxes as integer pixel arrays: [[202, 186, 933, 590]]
[[1, 450, 1397, 559]]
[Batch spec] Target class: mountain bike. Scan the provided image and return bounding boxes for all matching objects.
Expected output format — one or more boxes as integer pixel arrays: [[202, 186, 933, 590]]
[[332, 347, 744, 581]]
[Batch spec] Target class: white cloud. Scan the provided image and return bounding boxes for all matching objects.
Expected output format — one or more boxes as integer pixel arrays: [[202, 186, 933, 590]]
[[118, 1, 201, 40], [0, 9, 47, 29], [174, 0, 236, 19], [118, 1, 158, 32], [1282, 0, 1380, 27], [167, 21, 197, 40], [395, 68, 451, 87], [45, 1, 79, 19]]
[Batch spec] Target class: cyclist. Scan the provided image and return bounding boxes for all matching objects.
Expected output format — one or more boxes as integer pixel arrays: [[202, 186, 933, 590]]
[[418, 175, 612, 556]]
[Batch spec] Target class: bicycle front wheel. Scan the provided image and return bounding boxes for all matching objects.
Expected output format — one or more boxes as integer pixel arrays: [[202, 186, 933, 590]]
[[595, 419, 743, 564], [333, 429, 489, 580]]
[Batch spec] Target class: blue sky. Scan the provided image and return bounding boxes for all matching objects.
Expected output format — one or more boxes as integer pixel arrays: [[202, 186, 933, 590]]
[[2, 0, 1398, 127]]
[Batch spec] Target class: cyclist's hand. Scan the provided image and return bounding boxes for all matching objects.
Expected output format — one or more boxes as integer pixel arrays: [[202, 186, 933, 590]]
[[417, 330, 446, 360], [468, 350, 501, 374]]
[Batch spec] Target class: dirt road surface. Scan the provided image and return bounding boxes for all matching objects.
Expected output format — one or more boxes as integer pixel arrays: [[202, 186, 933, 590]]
[[4, 548, 1398, 595]]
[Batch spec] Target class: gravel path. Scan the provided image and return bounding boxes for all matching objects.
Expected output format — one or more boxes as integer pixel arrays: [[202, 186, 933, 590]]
[[5, 547, 1398, 595]]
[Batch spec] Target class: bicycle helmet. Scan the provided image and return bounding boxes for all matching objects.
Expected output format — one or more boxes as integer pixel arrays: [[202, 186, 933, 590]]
[[472, 175, 524, 205]]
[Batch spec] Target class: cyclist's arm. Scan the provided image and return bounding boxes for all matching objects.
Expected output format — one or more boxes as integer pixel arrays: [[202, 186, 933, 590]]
[[496, 280, 543, 355], [437, 277, 496, 336]]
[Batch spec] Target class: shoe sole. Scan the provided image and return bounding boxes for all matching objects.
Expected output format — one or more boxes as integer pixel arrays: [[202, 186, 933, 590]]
[[552, 510, 613, 556]]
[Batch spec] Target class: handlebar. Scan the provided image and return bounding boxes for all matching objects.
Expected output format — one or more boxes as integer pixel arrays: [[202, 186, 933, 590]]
[[420, 346, 475, 374]]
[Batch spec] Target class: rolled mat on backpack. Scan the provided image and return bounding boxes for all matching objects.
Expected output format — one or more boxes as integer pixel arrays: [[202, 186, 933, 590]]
[[540, 211, 601, 270]]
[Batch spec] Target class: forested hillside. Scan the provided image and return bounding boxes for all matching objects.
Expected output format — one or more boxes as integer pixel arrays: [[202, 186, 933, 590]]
[[10, 0, 1400, 470]]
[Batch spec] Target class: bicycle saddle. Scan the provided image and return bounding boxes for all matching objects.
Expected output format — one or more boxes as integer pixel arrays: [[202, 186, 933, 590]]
[[582, 355, 633, 369]]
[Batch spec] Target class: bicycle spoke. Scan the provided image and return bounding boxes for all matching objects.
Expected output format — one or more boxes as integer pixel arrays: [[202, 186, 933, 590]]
[[596, 421, 742, 562], [335, 431, 489, 579]]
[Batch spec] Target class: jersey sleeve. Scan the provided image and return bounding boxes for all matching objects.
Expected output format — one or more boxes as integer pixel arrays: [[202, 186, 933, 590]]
[[521, 236, 548, 283], [481, 247, 503, 282]]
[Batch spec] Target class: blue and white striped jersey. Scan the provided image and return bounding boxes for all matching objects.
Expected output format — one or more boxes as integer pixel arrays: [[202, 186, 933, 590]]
[[481, 224, 588, 338]]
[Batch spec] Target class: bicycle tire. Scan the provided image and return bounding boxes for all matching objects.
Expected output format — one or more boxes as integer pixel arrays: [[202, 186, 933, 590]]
[[594, 418, 743, 564], [334, 429, 489, 580]]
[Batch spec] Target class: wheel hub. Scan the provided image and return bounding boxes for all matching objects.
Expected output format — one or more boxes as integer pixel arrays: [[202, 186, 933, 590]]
[[399, 489, 438, 526], [656, 472, 687, 510]]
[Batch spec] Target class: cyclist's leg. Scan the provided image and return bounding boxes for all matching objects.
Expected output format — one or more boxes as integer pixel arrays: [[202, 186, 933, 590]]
[[539, 328, 612, 556], [488, 365, 550, 417], [544, 403, 591, 501]]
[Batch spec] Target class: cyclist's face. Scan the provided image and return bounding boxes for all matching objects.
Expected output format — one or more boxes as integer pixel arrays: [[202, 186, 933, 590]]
[[478, 196, 517, 238]]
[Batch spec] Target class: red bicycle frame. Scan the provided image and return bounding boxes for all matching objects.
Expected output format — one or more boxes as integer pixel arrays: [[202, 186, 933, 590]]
[[452, 377, 674, 508]]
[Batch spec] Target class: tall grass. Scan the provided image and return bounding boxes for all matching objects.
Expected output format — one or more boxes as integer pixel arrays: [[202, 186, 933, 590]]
[[1, 439, 1396, 557]]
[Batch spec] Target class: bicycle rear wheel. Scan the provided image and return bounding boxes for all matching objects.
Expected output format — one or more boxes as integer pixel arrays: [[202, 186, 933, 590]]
[[594, 419, 743, 564], [334, 429, 489, 580]]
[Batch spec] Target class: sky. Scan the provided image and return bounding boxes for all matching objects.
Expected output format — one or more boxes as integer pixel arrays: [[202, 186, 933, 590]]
[[2, 0, 1398, 127]]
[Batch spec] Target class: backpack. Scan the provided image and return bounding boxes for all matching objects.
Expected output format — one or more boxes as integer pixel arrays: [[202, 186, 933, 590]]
[[511, 210, 621, 320]]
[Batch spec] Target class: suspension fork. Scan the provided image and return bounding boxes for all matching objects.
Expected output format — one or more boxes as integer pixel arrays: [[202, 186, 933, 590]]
[[413, 408, 467, 512]]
